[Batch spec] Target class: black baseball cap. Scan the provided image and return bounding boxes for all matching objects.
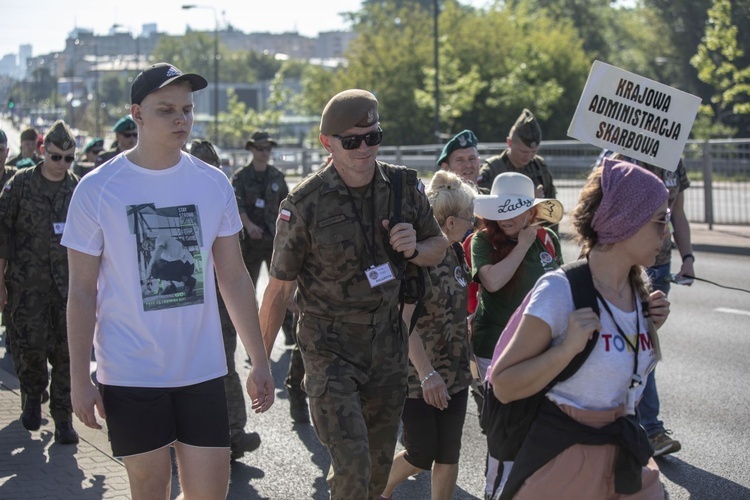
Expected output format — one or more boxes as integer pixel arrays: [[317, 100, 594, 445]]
[[131, 63, 208, 105]]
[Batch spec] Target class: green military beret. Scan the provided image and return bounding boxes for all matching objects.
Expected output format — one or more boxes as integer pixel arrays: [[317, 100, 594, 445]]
[[437, 129, 478, 166], [113, 115, 137, 133], [320, 89, 379, 136], [0, 129, 7, 144], [84, 137, 104, 153], [44, 120, 76, 151], [20, 127, 39, 142], [16, 157, 36, 168], [510, 108, 542, 148]]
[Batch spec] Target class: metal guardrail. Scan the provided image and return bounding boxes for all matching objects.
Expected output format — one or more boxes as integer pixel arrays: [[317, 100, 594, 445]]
[[223, 138, 750, 226]]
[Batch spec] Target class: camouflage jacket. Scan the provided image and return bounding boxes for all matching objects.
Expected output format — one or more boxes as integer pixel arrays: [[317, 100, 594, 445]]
[[270, 161, 442, 317], [95, 148, 120, 168], [232, 163, 290, 237], [477, 149, 556, 198], [408, 243, 472, 398], [1, 166, 17, 188], [0, 165, 79, 297]]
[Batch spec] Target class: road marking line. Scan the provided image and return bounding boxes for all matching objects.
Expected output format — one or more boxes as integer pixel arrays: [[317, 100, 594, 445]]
[[714, 308, 750, 317]]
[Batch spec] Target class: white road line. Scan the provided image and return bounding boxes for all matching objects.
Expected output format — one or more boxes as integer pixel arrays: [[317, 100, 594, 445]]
[[714, 308, 750, 317]]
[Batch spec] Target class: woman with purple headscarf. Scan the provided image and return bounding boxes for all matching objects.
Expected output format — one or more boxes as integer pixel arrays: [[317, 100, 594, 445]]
[[489, 158, 672, 499]]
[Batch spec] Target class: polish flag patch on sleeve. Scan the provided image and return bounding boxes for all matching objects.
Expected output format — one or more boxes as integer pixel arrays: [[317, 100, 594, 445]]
[[417, 179, 425, 194], [279, 208, 292, 222]]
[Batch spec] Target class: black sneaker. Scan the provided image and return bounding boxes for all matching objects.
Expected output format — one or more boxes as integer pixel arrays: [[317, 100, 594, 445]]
[[230, 431, 261, 461], [21, 398, 42, 431], [54, 421, 80, 445]]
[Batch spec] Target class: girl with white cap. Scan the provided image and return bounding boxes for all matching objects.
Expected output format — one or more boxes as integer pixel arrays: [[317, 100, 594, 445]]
[[470, 171, 564, 378]]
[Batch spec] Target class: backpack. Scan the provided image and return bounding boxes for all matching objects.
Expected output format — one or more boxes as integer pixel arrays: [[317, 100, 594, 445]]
[[481, 259, 600, 492]]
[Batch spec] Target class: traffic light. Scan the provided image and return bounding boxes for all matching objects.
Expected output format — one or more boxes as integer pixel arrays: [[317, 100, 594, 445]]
[[7, 98, 14, 109]]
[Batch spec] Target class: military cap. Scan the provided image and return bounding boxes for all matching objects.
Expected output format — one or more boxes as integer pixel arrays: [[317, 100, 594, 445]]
[[510, 108, 542, 148], [113, 115, 137, 133], [16, 157, 36, 169], [245, 130, 278, 151], [0, 129, 7, 144], [44, 120, 76, 151], [320, 89, 379, 136], [437, 129, 478, 166], [189, 139, 220, 167], [84, 137, 104, 153], [131, 62, 208, 105], [20, 127, 39, 142]]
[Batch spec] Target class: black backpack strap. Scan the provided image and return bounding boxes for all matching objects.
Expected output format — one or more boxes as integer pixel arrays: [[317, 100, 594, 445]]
[[556, 259, 600, 382]]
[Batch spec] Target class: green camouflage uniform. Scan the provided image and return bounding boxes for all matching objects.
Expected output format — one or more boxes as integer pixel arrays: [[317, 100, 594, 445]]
[[477, 149, 557, 199], [232, 162, 290, 284], [407, 244, 472, 399], [0, 165, 79, 422], [216, 284, 248, 438], [0, 165, 16, 352], [270, 161, 442, 499]]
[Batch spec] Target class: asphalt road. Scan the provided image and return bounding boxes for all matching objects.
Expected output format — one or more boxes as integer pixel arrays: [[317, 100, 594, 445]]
[[223, 240, 750, 499]]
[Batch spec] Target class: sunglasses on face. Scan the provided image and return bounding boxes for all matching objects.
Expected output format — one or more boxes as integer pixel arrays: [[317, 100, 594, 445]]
[[254, 146, 273, 152], [333, 129, 383, 150], [121, 132, 138, 139], [49, 153, 75, 163], [650, 208, 672, 226]]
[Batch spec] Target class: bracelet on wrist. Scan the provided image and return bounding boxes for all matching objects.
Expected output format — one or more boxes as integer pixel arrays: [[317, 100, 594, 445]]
[[420, 370, 438, 386], [681, 253, 695, 263], [405, 248, 420, 261]]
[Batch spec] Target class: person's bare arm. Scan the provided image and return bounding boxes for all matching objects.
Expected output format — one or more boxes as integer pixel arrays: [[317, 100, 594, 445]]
[[213, 234, 274, 413], [67, 249, 106, 429], [671, 191, 695, 283], [259, 277, 296, 356]]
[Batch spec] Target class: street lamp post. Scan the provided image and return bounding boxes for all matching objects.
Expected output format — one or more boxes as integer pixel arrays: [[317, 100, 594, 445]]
[[182, 4, 219, 146], [433, 0, 440, 142]]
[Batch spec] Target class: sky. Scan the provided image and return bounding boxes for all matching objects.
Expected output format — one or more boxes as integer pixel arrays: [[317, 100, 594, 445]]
[[0, 0, 491, 60]]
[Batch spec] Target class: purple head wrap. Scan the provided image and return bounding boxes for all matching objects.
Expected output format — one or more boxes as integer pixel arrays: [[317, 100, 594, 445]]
[[591, 158, 669, 244]]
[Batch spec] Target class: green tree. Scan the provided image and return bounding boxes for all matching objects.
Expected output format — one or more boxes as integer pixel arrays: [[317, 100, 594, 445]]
[[690, 0, 750, 138]]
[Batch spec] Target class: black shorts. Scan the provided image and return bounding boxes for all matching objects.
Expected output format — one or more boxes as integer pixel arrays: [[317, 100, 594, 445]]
[[99, 377, 230, 458], [401, 387, 469, 469]]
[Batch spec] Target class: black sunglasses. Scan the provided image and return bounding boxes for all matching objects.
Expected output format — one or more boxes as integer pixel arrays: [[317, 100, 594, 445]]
[[121, 132, 138, 139], [333, 129, 383, 150], [49, 153, 75, 163], [254, 146, 273, 152]]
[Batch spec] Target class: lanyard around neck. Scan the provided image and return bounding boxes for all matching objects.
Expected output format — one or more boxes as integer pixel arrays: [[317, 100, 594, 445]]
[[595, 290, 641, 388]]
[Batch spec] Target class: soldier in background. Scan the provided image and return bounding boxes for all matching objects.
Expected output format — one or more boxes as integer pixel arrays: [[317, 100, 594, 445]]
[[0, 129, 16, 361], [477, 109, 556, 200], [6, 127, 42, 166], [438, 129, 482, 186], [259, 89, 447, 498], [0, 120, 80, 444], [95, 116, 138, 167], [232, 131, 305, 422], [73, 137, 104, 178], [189, 138, 262, 459]]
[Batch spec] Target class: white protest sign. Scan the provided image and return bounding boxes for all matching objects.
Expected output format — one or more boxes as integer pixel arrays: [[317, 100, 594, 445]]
[[568, 61, 701, 172]]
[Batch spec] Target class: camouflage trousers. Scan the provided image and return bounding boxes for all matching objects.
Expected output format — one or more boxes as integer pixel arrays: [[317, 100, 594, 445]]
[[240, 236, 274, 285], [9, 286, 72, 422], [298, 309, 408, 500], [285, 313, 305, 396], [217, 290, 247, 435]]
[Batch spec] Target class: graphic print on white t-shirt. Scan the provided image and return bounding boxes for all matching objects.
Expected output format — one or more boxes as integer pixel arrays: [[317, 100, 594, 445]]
[[130, 203, 205, 311]]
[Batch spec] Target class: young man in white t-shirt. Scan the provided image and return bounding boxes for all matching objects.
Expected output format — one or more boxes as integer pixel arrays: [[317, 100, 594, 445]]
[[63, 62, 274, 499]]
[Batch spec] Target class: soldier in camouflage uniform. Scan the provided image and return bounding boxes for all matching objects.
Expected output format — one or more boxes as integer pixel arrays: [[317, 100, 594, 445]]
[[5, 127, 42, 167], [232, 131, 304, 421], [259, 89, 447, 499], [0, 129, 16, 358], [0, 120, 80, 444], [189, 138, 262, 459], [380, 170, 475, 500], [95, 115, 138, 167], [477, 109, 556, 201]]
